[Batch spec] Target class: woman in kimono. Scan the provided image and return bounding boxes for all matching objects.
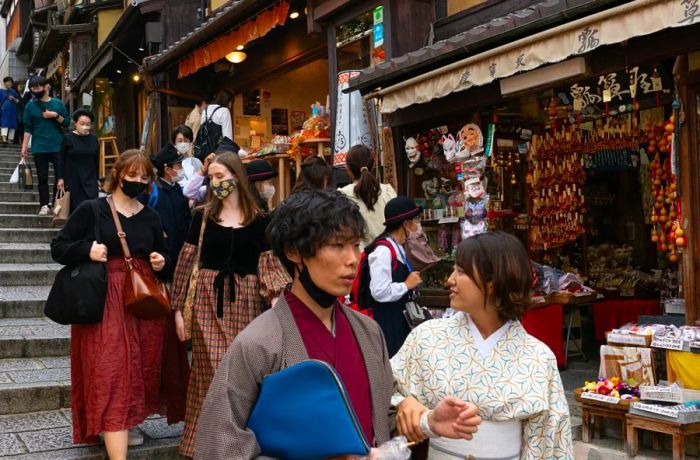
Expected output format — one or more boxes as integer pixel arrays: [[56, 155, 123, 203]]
[[0, 77, 19, 144], [170, 151, 289, 457], [392, 232, 573, 460]]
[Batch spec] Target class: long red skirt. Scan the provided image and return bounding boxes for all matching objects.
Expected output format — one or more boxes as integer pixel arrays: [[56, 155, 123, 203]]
[[70, 257, 188, 445]]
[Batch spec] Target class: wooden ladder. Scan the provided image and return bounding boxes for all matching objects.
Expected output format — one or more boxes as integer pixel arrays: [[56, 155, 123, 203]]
[[99, 136, 120, 178]]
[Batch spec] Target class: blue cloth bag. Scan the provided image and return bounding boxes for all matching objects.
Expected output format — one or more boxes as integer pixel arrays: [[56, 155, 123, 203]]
[[247, 359, 371, 459]]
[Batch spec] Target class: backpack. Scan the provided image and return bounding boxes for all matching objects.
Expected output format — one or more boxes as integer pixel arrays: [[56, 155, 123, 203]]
[[193, 106, 224, 161], [348, 239, 398, 317]]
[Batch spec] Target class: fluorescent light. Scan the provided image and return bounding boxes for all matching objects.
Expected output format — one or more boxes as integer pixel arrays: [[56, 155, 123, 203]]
[[289, 11, 299, 19], [500, 57, 588, 96], [116, 69, 122, 74]]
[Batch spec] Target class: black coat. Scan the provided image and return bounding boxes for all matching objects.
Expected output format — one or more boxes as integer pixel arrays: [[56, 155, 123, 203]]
[[58, 132, 99, 213], [140, 178, 192, 276]]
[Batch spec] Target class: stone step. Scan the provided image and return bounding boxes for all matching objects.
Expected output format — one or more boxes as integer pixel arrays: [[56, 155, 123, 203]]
[[0, 355, 70, 415], [0, 317, 69, 359], [0, 286, 51, 318], [0, 202, 41, 214], [0, 166, 56, 176], [0, 411, 182, 458], [0, 263, 61, 286], [0, 243, 53, 263], [0, 182, 54, 193], [0, 228, 58, 243], [0, 192, 40, 203], [0, 214, 55, 229]]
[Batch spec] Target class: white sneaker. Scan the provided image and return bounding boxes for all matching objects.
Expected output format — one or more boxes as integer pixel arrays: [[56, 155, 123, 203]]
[[38, 205, 49, 216], [127, 428, 144, 446]]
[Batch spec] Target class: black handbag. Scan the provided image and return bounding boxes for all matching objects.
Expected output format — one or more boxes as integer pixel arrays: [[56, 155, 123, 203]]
[[45, 200, 107, 325], [403, 293, 433, 329]]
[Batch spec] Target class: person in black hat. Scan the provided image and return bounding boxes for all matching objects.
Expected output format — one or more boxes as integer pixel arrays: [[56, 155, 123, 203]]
[[362, 196, 423, 356], [245, 160, 277, 212], [140, 145, 192, 275]]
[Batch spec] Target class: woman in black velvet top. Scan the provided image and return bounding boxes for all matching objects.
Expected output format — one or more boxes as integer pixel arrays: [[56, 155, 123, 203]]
[[170, 152, 290, 457], [51, 150, 188, 459], [57, 109, 99, 213]]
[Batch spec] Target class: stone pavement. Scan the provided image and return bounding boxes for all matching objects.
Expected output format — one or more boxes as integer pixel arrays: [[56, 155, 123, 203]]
[[0, 145, 182, 458]]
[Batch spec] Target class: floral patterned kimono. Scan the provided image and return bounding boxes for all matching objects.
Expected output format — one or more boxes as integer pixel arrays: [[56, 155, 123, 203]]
[[391, 312, 573, 460]]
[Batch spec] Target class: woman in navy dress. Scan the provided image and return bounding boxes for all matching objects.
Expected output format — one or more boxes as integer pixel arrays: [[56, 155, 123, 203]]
[[0, 77, 19, 144]]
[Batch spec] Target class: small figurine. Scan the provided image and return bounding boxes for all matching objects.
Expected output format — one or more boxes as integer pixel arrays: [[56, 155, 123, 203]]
[[421, 177, 439, 200], [405, 137, 421, 168]]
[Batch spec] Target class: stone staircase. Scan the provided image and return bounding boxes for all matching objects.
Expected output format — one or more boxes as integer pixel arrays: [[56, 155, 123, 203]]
[[0, 146, 182, 459]]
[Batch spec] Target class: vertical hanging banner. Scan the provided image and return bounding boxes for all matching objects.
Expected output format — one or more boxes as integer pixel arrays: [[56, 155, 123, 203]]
[[333, 71, 372, 167]]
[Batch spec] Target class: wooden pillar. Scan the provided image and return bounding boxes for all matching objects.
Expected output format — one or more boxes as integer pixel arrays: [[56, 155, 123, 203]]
[[677, 67, 700, 326]]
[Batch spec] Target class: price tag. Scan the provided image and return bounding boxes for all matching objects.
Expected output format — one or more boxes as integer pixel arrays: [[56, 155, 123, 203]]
[[438, 217, 460, 224], [652, 336, 685, 351], [652, 76, 663, 92], [573, 98, 583, 112], [582, 392, 620, 404], [633, 402, 679, 418]]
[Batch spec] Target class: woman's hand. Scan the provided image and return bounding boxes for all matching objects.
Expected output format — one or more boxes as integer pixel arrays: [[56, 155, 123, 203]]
[[150, 252, 165, 272], [396, 396, 428, 443], [431, 396, 481, 440], [405, 271, 422, 290], [199, 153, 216, 176], [89, 242, 108, 262], [42, 110, 58, 119], [56, 179, 64, 191], [174, 310, 186, 342]]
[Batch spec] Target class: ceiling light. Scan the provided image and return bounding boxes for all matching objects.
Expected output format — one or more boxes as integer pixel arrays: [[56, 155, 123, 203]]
[[225, 51, 247, 64], [116, 69, 122, 74], [132, 74, 141, 83], [289, 11, 300, 19], [236, 45, 244, 51]]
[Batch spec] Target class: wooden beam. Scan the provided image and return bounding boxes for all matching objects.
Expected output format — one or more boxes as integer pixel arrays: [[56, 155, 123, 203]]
[[311, 0, 352, 21]]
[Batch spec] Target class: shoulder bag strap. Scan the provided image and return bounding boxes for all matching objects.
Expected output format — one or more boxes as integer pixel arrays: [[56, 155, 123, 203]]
[[92, 199, 102, 244], [106, 195, 132, 263]]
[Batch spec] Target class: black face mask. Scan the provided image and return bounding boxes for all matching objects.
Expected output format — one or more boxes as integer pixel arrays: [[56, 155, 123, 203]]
[[298, 265, 337, 309], [120, 179, 148, 198], [31, 90, 45, 99]]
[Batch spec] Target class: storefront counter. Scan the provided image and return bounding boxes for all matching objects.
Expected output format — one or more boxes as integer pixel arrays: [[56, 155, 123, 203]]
[[593, 299, 661, 341]]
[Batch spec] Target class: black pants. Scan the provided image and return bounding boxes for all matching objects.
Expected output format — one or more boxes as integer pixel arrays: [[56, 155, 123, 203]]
[[33, 152, 58, 207]]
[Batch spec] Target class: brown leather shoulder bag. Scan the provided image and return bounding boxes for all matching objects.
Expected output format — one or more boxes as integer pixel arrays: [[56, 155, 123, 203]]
[[107, 195, 171, 320]]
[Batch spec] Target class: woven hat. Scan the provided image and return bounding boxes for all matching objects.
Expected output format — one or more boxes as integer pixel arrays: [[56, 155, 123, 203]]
[[384, 196, 422, 225]]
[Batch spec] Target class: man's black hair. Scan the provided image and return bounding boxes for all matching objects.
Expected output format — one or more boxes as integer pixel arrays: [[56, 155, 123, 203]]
[[267, 190, 366, 276], [3, 77, 13, 84]]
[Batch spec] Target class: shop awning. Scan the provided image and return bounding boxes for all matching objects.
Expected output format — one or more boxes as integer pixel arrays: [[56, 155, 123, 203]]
[[370, 0, 700, 114], [141, 0, 289, 78], [30, 23, 97, 69]]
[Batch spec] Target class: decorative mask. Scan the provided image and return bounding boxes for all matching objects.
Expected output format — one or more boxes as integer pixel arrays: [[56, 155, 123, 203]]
[[442, 134, 457, 163], [465, 177, 485, 200], [421, 177, 439, 200], [455, 123, 484, 160], [405, 137, 421, 168]]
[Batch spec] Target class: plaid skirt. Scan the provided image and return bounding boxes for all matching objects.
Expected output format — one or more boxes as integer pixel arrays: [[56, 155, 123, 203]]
[[178, 268, 267, 457]]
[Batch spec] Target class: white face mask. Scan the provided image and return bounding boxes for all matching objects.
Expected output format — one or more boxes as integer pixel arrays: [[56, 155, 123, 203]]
[[175, 142, 191, 154], [170, 168, 185, 183], [261, 184, 276, 200]]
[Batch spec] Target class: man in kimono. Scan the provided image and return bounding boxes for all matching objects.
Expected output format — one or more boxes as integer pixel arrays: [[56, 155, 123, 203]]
[[194, 190, 481, 459]]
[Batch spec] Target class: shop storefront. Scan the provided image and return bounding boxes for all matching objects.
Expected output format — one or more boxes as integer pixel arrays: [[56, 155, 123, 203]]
[[350, 0, 700, 451], [141, 0, 334, 203]]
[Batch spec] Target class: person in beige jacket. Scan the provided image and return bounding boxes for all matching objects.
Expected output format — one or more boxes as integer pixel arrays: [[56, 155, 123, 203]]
[[193, 191, 481, 459]]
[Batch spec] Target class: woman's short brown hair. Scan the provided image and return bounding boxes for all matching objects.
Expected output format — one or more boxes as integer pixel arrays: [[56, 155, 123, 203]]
[[455, 232, 532, 321], [104, 149, 155, 194], [200, 152, 260, 225]]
